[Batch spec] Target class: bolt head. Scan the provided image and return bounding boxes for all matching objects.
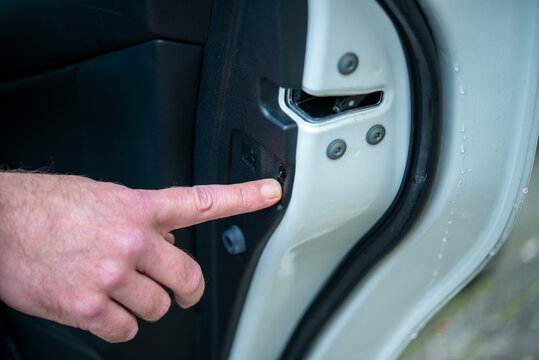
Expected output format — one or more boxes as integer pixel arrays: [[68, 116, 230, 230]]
[[338, 53, 359, 75], [366, 125, 386, 145], [327, 139, 347, 160]]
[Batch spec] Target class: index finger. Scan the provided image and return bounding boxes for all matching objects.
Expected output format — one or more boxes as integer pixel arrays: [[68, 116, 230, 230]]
[[142, 179, 282, 232]]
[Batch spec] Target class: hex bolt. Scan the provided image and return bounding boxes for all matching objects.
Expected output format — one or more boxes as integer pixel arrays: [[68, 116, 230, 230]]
[[366, 124, 386, 145], [327, 139, 347, 160], [338, 52, 359, 75], [222, 225, 246, 255]]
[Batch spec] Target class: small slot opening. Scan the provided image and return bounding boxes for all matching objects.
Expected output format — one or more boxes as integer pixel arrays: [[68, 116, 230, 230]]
[[288, 89, 383, 121]]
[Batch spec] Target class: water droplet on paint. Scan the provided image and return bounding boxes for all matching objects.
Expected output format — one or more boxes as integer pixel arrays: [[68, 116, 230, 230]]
[[523, 187, 529, 194]]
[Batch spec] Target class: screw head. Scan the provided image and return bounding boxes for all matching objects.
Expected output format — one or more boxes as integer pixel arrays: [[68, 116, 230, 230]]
[[327, 139, 347, 160], [366, 125, 386, 145], [338, 53, 359, 75]]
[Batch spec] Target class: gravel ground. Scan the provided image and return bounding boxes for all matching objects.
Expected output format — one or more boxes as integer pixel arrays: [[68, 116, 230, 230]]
[[400, 146, 539, 360]]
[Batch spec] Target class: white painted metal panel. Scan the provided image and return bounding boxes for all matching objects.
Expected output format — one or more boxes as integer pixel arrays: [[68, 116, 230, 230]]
[[229, 0, 411, 358], [308, 1, 539, 359]]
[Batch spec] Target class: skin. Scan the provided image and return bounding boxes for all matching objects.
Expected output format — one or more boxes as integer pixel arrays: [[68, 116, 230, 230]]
[[0, 172, 282, 343]]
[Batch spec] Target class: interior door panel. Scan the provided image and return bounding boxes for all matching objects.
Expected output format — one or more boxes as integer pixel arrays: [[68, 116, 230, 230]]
[[0, 0, 212, 81], [0, 2, 208, 359]]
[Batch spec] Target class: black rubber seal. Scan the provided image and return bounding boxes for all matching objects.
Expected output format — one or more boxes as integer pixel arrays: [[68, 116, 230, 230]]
[[280, 0, 442, 358]]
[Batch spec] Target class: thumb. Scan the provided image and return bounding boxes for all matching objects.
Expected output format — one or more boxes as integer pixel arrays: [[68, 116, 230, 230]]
[[144, 179, 282, 231]]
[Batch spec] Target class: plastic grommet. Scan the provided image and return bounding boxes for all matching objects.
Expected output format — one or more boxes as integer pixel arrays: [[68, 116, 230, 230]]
[[222, 225, 246, 255]]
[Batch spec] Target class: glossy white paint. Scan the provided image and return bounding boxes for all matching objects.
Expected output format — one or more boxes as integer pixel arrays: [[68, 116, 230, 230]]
[[307, 1, 539, 359], [302, 0, 402, 96], [228, 0, 411, 359]]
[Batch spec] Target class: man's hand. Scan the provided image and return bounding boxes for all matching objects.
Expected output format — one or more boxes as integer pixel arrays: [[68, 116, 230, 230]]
[[0, 173, 282, 342]]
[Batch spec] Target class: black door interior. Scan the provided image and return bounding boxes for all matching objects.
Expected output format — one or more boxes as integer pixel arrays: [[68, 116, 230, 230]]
[[0, 1, 210, 359]]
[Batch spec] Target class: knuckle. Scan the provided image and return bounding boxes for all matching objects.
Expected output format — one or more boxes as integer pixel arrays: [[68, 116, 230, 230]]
[[73, 296, 106, 321], [192, 186, 214, 214], [100, 265, 128, 290], [116, 231, 150, 260]]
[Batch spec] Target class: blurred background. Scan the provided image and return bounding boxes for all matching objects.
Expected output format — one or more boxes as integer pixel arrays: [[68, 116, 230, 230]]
[[401, 145, 539, 360]]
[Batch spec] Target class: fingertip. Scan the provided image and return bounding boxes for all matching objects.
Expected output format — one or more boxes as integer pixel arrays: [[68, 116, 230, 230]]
[[174, 279, 205, 309], [259, 179, 282, 202], [174, 262, 205, 309], [89, 303, 139, 343], [153, 295, 172, 321], [124, 323, 139, 342]]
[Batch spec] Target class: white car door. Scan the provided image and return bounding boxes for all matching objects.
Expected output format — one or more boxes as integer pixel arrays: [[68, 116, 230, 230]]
[[222, 0, 539, 359]]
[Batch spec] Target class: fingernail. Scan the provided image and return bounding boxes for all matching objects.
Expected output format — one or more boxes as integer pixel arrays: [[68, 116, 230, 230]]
[[260, 179, 282, 201]]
